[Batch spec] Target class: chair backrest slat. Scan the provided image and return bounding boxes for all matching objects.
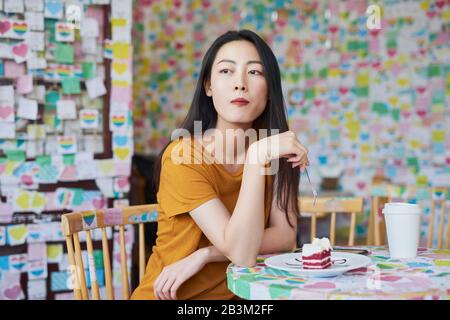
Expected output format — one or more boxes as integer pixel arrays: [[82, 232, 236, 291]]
[[85, 230, 100, 300], [348, 212, 356, 246], [65, 235, 82, 300], [119, 226, 129, 299], [101, 227, 114, 300], [438, 203, 445, 249], [61, 204, 158, 300], [427, 187, 448, 249], [139, 223, 145, 282], [329, 212, 336, 246], [73, 233, 89, 300], [446, 214, 450, 249]]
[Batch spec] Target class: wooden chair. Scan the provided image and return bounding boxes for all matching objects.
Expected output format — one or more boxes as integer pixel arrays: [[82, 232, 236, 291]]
[[299, 197, 364, 246], [60, 204, 158, 300], [427, 187, 448, 249]]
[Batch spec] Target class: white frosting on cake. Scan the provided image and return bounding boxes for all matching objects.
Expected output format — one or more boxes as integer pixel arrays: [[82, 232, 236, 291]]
[[302, 237, 333, 256]]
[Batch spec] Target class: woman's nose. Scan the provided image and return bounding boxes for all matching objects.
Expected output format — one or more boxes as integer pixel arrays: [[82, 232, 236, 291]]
[[234, 85, 246, 91]]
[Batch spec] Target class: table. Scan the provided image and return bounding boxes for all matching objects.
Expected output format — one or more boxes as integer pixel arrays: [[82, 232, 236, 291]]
[[226, 246, 450, 300]]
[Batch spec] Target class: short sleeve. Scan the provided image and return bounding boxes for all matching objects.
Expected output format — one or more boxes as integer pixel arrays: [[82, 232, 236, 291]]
[[158, 145, 218, 217]]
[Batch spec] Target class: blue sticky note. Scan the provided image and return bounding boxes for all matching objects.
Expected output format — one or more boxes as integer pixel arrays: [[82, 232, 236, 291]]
[[0, 61, 4, 77], [51, 271, 69, 292], [0, 256, 10, 271]]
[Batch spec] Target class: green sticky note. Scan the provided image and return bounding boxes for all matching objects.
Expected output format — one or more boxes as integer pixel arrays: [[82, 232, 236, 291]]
[[0, 157, 6, 164], [82, 62, 96, 79], [305, 88, 315, 100], [55, 43, 74, 64], [45, 91, 60, 106], [319, 67, 328, 79], [62, 77, 81, 94], [94, 250, 104, 269], [45, 19, 57, 43], [44, 104, 56, 112], [63, 154, 75, 165], [391, 108, 400, 121], [407, 157, 418, 166], [36, 155, 52, 166], [5, 150, 26, 162], [72, 189, 83, 206], [428, 64, 441, 77], [347, 40, 359, 51], [290, 72, 300, 83], [354, 87, 369, 97], [372, 102, 388, 115]]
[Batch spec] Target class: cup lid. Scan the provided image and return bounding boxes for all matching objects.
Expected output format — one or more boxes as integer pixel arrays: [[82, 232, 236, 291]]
[[382, 202, 421, 215]]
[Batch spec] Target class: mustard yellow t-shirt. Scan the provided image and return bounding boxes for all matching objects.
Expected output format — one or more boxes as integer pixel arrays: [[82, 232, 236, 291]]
[[131, 138, 272, 300]]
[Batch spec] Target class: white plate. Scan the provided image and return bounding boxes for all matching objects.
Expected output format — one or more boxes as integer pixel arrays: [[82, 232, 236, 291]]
[[264, 252, 372, 278]]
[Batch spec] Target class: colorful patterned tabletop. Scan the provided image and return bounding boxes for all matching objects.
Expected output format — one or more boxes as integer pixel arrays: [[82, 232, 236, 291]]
[[226, 246, 450, 300]]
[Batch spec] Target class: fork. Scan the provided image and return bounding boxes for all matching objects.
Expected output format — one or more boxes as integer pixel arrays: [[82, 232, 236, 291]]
[[304, 167, 317, 206]]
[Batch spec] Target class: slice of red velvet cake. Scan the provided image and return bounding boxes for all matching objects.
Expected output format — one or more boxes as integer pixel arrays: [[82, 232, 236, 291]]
[[302, 237, 332, 269]]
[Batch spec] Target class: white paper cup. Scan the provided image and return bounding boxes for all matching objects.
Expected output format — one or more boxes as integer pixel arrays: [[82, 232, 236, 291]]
[[382, 202, 421, 259]]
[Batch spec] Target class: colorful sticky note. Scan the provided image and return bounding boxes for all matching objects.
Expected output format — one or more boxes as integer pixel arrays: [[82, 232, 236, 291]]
[[16, 74, 33, 94], [6, 224, 28, 246], [112, 42, 130, 59], [82, 62, 96, 79], [5, 150, 26, 162], [55, 43, 74, 64], [47, 244, 63, 263], [62, 77, 81, 94]]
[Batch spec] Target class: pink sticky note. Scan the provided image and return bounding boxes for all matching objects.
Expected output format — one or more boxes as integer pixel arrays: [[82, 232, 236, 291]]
[[0, 203, 14, 223], [369, 38, 379, 53], [110, 86, 131, 103], [16, 74, 33, 94], [4, 60, 25, 79], [27, 243, 47, 261]]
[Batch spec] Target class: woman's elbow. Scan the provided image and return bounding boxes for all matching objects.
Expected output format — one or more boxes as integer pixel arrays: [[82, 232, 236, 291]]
[[230, 256, 257, 267]]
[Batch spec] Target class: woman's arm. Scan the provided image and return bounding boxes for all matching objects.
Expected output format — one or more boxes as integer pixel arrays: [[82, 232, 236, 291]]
[[154, 201, 297, 299], [190, 131, 306, 267], [196, 193, 298, 265]]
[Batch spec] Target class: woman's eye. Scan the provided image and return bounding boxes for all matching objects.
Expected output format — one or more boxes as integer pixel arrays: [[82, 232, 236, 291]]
[[249, 70, 263, 75], [220, 69, 231, 74]]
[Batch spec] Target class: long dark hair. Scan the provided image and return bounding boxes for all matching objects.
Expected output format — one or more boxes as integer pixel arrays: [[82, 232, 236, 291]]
[[153, 30, 300, 227]]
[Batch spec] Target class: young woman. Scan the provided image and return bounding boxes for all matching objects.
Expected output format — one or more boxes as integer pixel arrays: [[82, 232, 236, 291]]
[[131, 30, 309, 300]]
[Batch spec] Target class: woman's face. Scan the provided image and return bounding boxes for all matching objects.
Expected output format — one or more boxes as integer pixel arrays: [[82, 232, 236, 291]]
[[205, 40, 268, 128]]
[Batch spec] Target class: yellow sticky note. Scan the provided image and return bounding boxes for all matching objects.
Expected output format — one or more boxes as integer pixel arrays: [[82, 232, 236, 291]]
[[397, 54, 408, 65], [416, 175, 428, 186], [397, 78, 409, 87], [400, 103, 411, 110], [432, 130, 445, 142], [410, 139, 421, 149], [112, 43, 130, 60], [443, 10, 450, 22], [47, 244, 63, 262], [361, 143, 371, 153], [420, 1, 429, 10], [329, 68, 340, 77], [112, 80, 130, 87], [356, 73, 369, 87], [384, 59, 394, 69], [388, 96, 399, 106], [111, 18, 128, 27]]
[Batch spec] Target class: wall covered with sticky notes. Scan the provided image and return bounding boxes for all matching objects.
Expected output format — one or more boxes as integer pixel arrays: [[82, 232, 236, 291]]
[[132, 0, 450, 243], [0, 0, 134, 300]]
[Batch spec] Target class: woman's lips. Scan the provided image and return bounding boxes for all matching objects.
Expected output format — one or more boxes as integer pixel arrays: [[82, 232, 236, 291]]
[[230, 98, 249, 106]]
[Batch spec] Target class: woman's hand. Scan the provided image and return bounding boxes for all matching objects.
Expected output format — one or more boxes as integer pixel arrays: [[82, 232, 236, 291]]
[[153, 249, 207, 300], [249, 131, 309, 171]]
